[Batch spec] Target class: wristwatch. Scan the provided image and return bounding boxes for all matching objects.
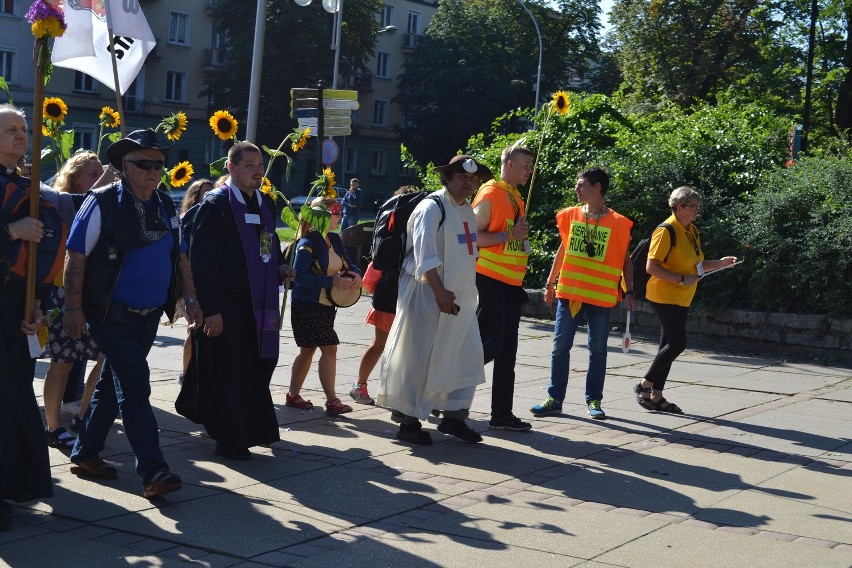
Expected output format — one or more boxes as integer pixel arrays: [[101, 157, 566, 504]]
[[185, 298, 199, 306], [678, 275, 686, 286]]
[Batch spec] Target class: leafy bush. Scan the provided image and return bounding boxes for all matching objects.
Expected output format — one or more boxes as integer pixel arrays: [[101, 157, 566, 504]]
[[728, 155, 852, 315], [422, 93, 849, 315]]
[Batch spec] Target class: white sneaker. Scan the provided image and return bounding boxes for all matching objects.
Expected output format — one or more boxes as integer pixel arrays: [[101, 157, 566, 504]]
[[60, 400, 81, 417]]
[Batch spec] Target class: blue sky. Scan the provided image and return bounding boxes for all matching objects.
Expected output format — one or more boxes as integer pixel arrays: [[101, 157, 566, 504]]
[[548, 0, 613, 30]]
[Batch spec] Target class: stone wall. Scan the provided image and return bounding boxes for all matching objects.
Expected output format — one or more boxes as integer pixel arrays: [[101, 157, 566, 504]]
[[522, 290, 852, 364]]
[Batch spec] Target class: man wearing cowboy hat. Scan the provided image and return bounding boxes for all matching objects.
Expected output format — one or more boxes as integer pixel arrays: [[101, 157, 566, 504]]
[[63, 129, 202, 498], [377, 154, 491, 445]]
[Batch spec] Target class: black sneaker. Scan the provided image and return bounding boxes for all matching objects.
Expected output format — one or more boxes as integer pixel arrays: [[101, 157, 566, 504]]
[[488, 415, 532, 431], [437, 418, 482, 443], [396, 421, 433, 445]]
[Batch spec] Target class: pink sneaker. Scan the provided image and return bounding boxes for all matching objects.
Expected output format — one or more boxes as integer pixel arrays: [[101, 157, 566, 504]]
[[349, 383, 374, 405]]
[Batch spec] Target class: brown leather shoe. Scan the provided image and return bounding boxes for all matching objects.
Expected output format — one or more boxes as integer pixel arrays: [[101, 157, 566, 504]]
[[70, 457, 118, 479], [143, 470, 182, 498]]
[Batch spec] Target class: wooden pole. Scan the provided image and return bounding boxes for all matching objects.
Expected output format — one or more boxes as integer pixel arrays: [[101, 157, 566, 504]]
[[107, 28, 127, 137], [24, 38, 48, 323]]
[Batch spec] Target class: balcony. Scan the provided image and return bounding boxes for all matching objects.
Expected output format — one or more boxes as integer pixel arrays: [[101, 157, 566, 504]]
[[353, 71, 374, 94], [203, 48, 227, 70], [402, 33, 422, 51]]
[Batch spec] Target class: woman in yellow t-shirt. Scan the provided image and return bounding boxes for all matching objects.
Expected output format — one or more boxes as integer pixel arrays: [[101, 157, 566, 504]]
[[634, 187, 738, 414]]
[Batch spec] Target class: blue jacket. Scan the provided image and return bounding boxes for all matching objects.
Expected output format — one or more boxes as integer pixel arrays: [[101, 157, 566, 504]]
[[292, 230, 361, 303], [341, 189, 362, 218]]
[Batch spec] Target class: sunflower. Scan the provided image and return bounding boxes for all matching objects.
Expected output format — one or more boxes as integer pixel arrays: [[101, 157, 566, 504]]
[[41, 123, 55, 137], [291, 127, 311, 153], [163, 111, 188, 141], [209, 110, 238, 140], [551, 91, 570, 116], [323, 167, 336, 196], [260, 177, 276, 201], [99, 106, 121, 128], [31, 17, 65, 39], [43, 96, 67, 122], [169, 161, 194, 188]]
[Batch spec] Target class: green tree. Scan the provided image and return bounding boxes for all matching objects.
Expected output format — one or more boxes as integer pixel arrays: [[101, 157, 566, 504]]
[[396, 0, 601, 165], [206, 0, 382, 153]]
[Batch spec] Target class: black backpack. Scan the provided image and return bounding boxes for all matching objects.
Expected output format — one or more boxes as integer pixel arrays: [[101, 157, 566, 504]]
[[631, 223, 675, 300], [369, 191, 444, 312]]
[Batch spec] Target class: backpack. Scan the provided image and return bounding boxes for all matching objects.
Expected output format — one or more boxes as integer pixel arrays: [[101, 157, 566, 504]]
[[0, 175, 68, 289], [631, 223, 675, 300], [369, 191, 445, 313], [371, 191, 444, 272]]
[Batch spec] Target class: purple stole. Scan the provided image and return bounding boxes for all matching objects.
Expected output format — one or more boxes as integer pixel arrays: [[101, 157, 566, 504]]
[[227, 184, 279, 358]]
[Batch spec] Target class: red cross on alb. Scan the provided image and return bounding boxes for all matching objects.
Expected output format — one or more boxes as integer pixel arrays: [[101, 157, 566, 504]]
[[457, 221, 475, 255]]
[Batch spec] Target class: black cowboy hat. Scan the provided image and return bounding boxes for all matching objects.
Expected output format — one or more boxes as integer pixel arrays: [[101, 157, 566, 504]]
[[107, 129, 172, 170], [433, 154, 493, 181]]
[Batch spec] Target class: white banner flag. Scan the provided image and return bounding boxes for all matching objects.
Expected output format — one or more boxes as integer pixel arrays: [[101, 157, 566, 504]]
[[52, 0, 155, 95]]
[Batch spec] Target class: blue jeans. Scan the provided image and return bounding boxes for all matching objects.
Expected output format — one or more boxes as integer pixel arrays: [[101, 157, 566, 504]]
[[548, 299, 612, 404], [71, 304, 168, 483], [340, 215, 357, 232]]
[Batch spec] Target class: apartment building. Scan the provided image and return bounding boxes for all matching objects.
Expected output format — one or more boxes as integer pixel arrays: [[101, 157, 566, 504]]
[[0, 0, 436, 202], [0, 0, 223, 174]]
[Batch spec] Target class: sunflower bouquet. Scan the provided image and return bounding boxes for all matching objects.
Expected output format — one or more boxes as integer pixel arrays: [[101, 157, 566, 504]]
[[26, 0, 66, 83]]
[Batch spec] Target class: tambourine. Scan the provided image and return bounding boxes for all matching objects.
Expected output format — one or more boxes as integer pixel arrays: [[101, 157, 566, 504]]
[[326, 273, 361, 308]]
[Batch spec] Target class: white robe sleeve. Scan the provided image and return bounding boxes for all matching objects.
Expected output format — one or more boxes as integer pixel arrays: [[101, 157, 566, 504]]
[[408, 199, 444, 280]]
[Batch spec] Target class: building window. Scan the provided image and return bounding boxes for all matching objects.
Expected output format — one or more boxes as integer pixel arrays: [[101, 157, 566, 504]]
[[169, 12, 190, 46], [1, 0, 15, 15], [376, 52, 391, 79], [72, 125, 96, 151], [0, 49, 13, 82], [371, 150, 386, 176], [73, 71, 97, 93], [165, 70, 186, 102], [381, 4, 395, 28], [205, 135, 224, 164], [372, 99, 388, 127], [122, 75, 143, 112], [344, 147, 359, 174], [407, 11, 420, 34]]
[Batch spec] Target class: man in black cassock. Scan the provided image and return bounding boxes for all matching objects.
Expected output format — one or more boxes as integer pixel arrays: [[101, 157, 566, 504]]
[[179, 141, 292, 460], [0, 104, 53, 530]]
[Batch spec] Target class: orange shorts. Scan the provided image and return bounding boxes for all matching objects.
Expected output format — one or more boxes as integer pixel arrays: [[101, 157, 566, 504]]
[[365, 307, 395, 334]]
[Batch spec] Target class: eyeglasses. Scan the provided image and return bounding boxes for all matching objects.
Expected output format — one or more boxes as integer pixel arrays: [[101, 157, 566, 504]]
[[682, 203, 701, 210], [125, 159, 165, 171]]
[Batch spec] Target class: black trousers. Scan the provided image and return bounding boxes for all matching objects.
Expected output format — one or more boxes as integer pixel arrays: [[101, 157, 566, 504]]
[[644, 300, 690, 391], [476, 273, 528, 420]]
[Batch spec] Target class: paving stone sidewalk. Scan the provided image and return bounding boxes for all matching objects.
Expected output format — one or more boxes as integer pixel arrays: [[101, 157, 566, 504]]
[[1, 296, 850, 567]]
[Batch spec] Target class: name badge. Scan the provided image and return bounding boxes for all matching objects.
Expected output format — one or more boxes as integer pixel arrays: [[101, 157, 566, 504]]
[[245, 213, 261, 224], [170, 216, 179, 229]]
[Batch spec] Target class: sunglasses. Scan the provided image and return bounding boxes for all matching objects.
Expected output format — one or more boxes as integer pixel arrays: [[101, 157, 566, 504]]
[[126, 159, 165, 171]]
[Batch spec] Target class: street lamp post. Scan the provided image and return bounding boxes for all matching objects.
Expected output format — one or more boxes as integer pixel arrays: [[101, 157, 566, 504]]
[[246, 0, 267, 142], [515, 0, 542, 112]]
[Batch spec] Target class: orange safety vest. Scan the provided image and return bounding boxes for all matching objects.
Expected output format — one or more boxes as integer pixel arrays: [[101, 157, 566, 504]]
[[473, 180, 528, 286], [555, 206, 632, 307]]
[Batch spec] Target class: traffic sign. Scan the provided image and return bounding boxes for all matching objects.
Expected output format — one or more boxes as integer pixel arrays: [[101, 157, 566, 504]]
[[323, 89, 357, 100], [323, 99, 359, 110], [297, 118, 318, 129], [321, 139, 339, 166], [292, 108, 319, 119], [324, 126, 352, 136]]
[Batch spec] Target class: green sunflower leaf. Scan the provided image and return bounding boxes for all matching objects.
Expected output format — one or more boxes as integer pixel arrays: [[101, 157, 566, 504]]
[[262, 144, 286, 158], [209, 156, 227, 178]]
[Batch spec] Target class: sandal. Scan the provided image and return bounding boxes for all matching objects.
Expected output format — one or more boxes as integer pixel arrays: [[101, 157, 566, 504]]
[[645, 397, 683, 414], [634, 382, 653, 408], [285, 393, 314, 410], [46, 427, 76, 450], [325, 397, 353, 416], [70, 457, 118, 479]]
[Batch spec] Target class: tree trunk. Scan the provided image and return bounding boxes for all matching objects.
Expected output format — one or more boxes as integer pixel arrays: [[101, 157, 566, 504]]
[[836, 3, 852, 132]]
